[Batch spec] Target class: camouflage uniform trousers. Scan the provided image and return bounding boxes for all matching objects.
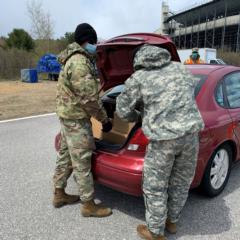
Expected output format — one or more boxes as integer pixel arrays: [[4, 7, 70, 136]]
[[143, 133, 199, 235], [53, 118, 95, 202]]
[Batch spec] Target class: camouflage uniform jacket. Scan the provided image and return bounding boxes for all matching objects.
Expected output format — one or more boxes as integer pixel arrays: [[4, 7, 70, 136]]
[[116, 44, 204, 141], [56, 42, 108, 123]]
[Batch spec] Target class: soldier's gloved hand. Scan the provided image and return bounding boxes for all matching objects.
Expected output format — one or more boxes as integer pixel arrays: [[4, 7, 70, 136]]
[[102, 120, 112, 132]]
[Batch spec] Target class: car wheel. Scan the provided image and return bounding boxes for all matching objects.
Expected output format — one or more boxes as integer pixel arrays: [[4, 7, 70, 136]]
[[201, 144, 232, 197]]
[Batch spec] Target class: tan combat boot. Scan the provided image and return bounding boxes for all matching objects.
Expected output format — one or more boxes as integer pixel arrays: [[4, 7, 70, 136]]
[[81, 199, 112, 217], [137, 225, 166, 240], [165, 219, 177, 234], [53, 188, 80, 208]]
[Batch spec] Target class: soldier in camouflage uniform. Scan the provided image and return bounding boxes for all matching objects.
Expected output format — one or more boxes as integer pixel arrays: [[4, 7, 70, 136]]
[[116, 44, 204, 240], [53, 23, 112, 218]]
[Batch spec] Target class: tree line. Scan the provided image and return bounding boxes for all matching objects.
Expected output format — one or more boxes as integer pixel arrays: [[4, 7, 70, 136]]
[[0, 30, 74, 52], [0, 0, 76, 80], [0, 0, 75, 53]]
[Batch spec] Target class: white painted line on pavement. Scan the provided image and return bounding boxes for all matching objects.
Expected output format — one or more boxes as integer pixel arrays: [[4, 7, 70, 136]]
[[0, 113, 56, 124]]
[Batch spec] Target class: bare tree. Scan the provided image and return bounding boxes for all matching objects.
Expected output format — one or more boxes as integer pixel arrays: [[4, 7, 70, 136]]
[[27, 0, 54, 40]]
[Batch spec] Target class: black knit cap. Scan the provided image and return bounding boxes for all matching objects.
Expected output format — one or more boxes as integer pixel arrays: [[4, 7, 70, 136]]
[[74, 23, 97, 45]]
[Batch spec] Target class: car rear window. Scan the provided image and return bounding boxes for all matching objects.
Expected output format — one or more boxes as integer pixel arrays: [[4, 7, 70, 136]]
[[105, 74, 207, 99], [106, 85, 124, 99], [194, 74, 208, 97]]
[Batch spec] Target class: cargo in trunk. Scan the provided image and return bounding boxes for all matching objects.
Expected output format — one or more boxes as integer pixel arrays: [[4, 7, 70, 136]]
[[91, 112, 135, 145]]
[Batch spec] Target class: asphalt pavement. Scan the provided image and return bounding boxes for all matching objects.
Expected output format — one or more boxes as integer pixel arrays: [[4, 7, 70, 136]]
[[0, 114, 240, 240]]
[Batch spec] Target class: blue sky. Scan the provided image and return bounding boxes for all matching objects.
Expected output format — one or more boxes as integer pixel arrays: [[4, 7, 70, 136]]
[[1, 0, 200, 39]]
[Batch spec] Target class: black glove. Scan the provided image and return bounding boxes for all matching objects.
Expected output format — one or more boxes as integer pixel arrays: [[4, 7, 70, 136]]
[[102, 120, 112, 133]]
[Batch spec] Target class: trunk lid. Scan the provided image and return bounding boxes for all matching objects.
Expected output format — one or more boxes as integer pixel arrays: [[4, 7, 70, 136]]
[[96, 33, 180, 91]]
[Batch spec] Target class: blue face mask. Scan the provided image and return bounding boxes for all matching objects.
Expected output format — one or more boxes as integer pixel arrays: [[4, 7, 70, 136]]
[[191, 52, 199, 60], [84, 43, 97, 55]]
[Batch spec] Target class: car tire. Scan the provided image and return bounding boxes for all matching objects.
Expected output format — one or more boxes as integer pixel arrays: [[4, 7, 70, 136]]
[[201, 144, 232, 197]]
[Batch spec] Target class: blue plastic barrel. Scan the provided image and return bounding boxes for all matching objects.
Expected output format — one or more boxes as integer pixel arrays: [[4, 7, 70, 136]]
[[21, 69, 38, 83]]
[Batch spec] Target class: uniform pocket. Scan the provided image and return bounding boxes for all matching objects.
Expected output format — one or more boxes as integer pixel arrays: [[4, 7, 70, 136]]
[[61, 118, 96, 150], [61, 119, 77, 128], [80, 133, 96, 150]]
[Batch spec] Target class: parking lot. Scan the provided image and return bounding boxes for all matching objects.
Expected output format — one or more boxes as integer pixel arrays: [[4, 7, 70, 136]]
[[0, 114, 240, 240]]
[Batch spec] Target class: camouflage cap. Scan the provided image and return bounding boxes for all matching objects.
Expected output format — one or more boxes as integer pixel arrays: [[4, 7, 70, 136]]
[[133, 44, 171, 71]]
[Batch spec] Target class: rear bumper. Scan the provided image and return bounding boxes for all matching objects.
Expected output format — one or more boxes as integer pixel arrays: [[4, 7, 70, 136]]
[[93, 160, 201, 197], [93, 162, 143, 196], [92, 151, 144, 196], [92, 148, 208, 197]]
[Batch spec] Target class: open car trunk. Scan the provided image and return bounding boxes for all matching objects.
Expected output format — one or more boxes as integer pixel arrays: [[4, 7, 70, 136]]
[[91, 94, 141, 151], [96, 33, 180, 91], [91, 33, 180, 151]]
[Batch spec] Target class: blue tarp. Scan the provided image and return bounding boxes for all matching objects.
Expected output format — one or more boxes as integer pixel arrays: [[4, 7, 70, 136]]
[[37, 54, 61, 74]]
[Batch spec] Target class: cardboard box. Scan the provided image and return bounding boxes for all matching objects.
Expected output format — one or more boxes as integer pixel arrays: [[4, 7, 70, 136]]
[[102, 130, 129, 144], [91, 117, 102, 139], [112, 112, 134, 134], [91, 112, 135, 144]]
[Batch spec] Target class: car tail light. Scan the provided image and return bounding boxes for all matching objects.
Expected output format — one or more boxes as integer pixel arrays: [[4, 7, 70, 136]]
[[127, 129, 149, 151]]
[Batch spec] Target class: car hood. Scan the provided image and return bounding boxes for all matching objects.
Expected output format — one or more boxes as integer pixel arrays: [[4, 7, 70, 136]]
[[96, 33, 180, 91]]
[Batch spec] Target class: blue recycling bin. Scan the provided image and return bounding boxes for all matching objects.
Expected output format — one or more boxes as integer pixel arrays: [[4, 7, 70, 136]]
[[21, 69, 38, 83]]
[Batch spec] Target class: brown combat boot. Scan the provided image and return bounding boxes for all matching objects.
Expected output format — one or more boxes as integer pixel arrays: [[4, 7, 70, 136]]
[[137, 225, 166, 240], [81, 199, 112, 218], [165, 219, 177, 234], [53, 188, 80, 208]]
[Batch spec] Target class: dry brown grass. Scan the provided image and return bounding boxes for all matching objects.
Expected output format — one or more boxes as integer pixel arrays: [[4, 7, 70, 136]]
[[0, 80, 57, 120], [217, 50, 240, 66], [0, 39, 66, 80], [0, 48, 36, 79]]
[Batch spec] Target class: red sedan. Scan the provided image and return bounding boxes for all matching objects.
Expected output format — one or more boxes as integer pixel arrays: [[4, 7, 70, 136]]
[[56, 33, 240, 197]]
